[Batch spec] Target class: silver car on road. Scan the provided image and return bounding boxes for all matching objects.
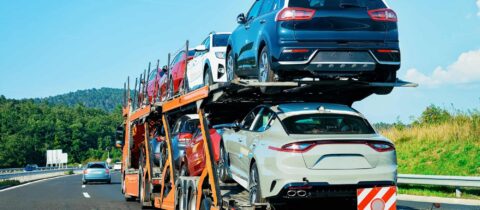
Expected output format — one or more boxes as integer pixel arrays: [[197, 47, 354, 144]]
[[220, 103, 397, 204]]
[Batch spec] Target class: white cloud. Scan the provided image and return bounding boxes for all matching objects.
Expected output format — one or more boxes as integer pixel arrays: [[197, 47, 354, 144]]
[[405, 49, 480, 87], [477, 0, 480, 16]]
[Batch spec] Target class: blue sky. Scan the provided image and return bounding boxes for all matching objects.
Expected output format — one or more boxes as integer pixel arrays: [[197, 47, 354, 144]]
[[0, 0, 479, 123]]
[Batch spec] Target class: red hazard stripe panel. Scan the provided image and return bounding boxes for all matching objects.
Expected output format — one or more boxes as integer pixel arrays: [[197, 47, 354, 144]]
[[357, 186, 397, 210]]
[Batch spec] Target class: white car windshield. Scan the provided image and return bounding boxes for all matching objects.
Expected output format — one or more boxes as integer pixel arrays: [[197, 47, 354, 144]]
[[282, 114, 375, 134]]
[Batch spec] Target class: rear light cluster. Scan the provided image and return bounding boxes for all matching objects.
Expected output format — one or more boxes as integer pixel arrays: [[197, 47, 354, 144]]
[[105, 169, 110, 174], [276, 7, 315, 21], [276, 7, 397, 23], [178, 133, 193, 142], [269, 141, 395, 153], [368, 9, 398, 22], [377, 49, 399, 53], [83, 170, 88, 175], [283, 49, 310, 53]]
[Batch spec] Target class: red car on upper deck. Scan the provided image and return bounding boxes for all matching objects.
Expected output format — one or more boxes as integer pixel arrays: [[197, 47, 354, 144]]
[[166, 50, 195, 98], [147, 66, 168, 103]]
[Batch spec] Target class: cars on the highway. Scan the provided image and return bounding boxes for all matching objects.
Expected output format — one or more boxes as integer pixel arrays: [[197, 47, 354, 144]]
[[83, 162, 111, 184], [166, 50, 195, 98], [24, 164, 39, 172], [219, 103, 397, 204], [149, 126, 166, 168], [171, 114, 200, 172], [186, 32, 231, 90], [182, 125, 222, 177], [226, 0, 400, 94], [113, 162, 122, 171], [147, 66, 168, 103]]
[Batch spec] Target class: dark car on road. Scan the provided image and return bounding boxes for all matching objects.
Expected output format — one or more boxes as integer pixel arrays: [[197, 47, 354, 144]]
[[24, 164, 39, 172], [226, 0, 400, 94]]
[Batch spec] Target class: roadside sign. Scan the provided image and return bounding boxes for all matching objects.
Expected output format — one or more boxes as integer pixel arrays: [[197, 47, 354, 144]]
[[357, 186, 396, 210], [106, 158, 112, 164]]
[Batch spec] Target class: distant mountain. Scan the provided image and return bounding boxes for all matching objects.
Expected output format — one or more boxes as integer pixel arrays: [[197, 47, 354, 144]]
[[35, 88, 125, 112]]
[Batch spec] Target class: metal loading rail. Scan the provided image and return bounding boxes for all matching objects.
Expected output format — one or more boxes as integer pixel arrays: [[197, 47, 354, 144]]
[[122, 78, 417, 210]]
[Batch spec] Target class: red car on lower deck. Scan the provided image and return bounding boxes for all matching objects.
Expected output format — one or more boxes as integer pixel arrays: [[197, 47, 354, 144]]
[[183, 126, 222, 176]]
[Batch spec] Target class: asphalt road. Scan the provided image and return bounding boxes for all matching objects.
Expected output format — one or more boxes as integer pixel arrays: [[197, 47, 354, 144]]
[[0, 172, 478, 210]]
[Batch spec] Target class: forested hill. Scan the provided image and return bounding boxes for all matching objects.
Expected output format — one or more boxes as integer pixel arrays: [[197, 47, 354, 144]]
[[35, 88, 124, 112], [0, 96, 123, 168]]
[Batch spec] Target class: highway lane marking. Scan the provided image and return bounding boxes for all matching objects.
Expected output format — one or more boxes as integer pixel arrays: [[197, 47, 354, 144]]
[[0, 174, 81, 193], [83, 192, 91, 198], [82, 185, 86, 188]]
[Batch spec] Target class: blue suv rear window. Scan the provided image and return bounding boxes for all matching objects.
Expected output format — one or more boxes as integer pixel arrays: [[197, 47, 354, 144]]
[[289, 0, 386, 9]]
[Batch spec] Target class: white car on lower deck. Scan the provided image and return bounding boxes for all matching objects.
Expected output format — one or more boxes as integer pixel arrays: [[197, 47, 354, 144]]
[[219, 103, 397, 205], [186, 32, 231, 91]]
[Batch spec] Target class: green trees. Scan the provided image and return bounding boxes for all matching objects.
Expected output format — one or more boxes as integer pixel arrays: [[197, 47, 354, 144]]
[[34, 88, 125, 112], [0, 96, 123, 168]]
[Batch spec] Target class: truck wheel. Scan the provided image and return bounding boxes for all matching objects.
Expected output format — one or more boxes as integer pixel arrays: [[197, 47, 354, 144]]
[[258, 47, 280, 94], [249, 162, 266, 204], [139, 151, 152, 208]]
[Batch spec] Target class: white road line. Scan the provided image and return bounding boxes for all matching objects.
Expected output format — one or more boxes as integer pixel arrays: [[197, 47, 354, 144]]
[[0, 174, 81, 193], [83, 192, 90, 198], [82, 185, 86, 188]]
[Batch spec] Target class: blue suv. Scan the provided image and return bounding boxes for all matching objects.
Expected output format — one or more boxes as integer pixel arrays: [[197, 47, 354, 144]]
[[226, 0, 400, 94]]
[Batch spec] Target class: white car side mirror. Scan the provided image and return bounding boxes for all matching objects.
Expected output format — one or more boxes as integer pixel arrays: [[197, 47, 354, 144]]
[[194, 45, 207, 52]]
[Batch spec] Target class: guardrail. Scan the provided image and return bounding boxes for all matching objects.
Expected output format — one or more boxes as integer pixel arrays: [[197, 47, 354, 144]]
[[0, 167, 68, 174], [398, 174, 480, 197], [0, 168, 80, 181]]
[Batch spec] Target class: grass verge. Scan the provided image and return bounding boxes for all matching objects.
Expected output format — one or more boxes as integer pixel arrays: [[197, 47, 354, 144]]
[[399, 184, 480, 200], [0, 180, 21, 188]]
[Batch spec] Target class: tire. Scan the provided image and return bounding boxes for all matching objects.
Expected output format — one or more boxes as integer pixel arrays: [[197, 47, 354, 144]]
[[188, 189, 197, 210], [226, 50, 237, 81], [249, 162, 266, 204], [218, 144, 233, 183], [107, 179, 111, 184], [258, 47, 280, 94], [180, 163, 189, 177], [178, 183, 186, 210], [204, 66, 213, 87], [83, 180, 87, 185], [139, 151, 152, 208], [375, 70, 397, 95], [200, 197, 212, 210]]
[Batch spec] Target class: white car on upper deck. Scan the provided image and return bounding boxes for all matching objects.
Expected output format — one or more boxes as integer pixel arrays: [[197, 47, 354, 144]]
[[186, 32, 231, 91]]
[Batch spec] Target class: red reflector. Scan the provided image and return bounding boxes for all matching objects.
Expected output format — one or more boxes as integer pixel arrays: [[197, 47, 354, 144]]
[[283, 49, 310, 53], [276, 7, 315, 21], [368, 9, 397, 22], [377, 49, 399, 53], [152, 179, 161, 185]]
